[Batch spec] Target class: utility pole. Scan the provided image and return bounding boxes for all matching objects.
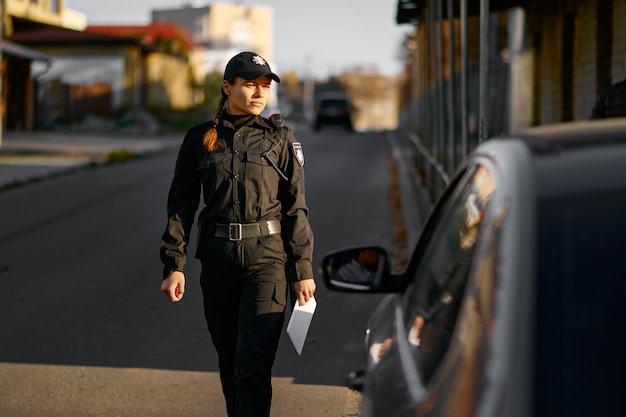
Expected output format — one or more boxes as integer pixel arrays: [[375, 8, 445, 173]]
[[303, 54, 314, 124]]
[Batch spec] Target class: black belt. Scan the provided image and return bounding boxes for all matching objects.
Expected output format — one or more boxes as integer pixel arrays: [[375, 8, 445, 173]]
[[214, 220, 281, 241]]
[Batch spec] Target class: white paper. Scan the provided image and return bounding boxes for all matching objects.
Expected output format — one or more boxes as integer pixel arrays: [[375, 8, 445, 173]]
[[286, 296, 317, 355]]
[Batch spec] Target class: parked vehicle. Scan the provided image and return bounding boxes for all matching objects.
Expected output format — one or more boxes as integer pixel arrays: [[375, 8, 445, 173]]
[[314, 93, 354, 132], [322, 119, 626, 417]]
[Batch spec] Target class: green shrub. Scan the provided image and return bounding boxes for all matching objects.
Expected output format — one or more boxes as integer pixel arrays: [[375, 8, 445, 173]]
[[104, 148, 138, 164]]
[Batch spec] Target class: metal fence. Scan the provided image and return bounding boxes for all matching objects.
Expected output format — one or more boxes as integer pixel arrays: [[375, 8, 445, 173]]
[[404, 0, 512, 203]]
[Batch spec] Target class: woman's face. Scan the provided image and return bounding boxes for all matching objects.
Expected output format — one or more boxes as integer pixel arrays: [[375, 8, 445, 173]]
[[223, 76, 272, 115]]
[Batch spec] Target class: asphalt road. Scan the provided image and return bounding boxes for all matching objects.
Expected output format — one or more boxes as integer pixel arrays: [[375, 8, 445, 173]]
[[0, 127, 401, 416]]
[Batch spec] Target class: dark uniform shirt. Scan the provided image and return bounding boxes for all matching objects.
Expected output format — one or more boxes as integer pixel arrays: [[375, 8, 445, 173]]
[[160, 114, 314, 282]]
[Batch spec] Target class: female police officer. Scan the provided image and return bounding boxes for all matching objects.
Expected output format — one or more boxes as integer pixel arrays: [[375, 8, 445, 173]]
[[159, 51, 316, 417]]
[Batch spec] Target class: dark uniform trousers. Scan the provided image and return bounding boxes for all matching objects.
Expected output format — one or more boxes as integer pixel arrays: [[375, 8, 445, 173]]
[[200, 231, 288, 417]]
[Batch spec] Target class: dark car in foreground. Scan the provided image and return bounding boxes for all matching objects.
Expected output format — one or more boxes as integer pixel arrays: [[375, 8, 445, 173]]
[[322, 120, 626, 417], [314, 93, 354, 132]]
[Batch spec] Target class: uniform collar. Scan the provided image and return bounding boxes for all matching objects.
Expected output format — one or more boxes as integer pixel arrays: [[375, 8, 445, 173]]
[[220, 114, 273, 130]]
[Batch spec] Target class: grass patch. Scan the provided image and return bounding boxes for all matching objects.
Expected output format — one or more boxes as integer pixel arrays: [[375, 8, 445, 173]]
[[1, 147, 142, 192], [0, 149, 70, 159], [103, 148, 139, 164], [387, 153, 409, 271]]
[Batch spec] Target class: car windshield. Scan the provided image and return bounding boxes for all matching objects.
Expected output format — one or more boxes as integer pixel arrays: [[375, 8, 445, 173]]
[[535, 189, 626, 416], [320, 99, 348, 108]]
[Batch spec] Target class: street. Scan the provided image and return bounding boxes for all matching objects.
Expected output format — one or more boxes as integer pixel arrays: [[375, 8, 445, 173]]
[[0, 127, 402, 416]]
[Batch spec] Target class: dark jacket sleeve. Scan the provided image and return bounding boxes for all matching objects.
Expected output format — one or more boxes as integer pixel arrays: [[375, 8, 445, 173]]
[[160, 132, 201, 279], [277, 127, 315, 282]]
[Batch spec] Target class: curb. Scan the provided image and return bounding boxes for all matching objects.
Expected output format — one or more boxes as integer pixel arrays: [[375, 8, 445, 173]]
[[0, 134, 180, 190]]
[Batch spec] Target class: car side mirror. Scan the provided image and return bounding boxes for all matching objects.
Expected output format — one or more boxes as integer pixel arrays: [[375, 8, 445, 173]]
[[321, 246, 393, 292]]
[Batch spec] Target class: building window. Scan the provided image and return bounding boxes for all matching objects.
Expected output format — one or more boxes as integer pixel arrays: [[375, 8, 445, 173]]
[[231, 18, 251, 48]]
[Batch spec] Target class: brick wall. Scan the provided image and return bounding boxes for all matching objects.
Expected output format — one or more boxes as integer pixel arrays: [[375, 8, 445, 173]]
[[612, 0, 626, 82], [532, 1, 562, 124], [528, 0, 622, 123], [573, 0, 598, 121], [408, 0, 623, 127]]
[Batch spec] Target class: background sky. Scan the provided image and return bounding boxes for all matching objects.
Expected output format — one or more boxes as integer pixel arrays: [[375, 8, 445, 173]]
[[65, 0, 413, 80]]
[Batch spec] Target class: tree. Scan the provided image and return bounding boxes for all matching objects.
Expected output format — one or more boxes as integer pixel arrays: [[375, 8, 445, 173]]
[[203, 71, 224, 115]]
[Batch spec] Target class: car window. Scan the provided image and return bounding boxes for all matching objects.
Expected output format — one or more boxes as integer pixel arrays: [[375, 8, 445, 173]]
[[401, 163, 496, 384], [535, 189, 626, 416], [320, 99, 349, 108]]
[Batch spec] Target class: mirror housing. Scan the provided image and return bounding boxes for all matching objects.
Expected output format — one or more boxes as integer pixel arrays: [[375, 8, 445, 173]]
[[321, 246, 402, 293]]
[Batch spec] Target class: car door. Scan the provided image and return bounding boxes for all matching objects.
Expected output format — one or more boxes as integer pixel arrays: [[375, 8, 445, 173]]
[[363, 159, 501, 417]]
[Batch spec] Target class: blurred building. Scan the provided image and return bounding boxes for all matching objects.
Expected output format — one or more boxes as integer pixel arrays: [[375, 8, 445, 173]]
[[87, 23, 203, 109], [5, 0, 86, 32], [1, 0, 87, 131], [152, 2, 274, 78], [395, 0, 626, 201], [1, 2, 278, 131], [334, 71, 403, 132], [11, 21, 199, 130]]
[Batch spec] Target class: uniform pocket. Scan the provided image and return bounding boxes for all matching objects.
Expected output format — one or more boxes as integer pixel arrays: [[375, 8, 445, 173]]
[[243, 151, 266, 192], [271, 280, 288, 311], [197, 152, 226, 193], [249, 272, 287, 315], [197, 151, 225, 169]]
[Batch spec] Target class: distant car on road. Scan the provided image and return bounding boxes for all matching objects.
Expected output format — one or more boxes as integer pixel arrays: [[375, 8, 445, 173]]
[[322, 119, 626, 417], [314, 93, 354, 132]]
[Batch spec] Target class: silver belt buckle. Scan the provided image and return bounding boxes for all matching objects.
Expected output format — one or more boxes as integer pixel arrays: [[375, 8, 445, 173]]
[[229, 223, 243, 241], [267, 220, 280, 235]]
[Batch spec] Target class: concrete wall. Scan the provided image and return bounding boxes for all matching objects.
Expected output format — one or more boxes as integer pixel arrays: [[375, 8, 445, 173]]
[[153, 2, 274, 79], [6, 0, 86, 31], [146, 53, 193, 110], [206, 3, 273, 61]]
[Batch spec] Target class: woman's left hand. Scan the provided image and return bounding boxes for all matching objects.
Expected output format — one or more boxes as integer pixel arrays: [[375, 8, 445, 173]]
[[292, 279, 316, 306]]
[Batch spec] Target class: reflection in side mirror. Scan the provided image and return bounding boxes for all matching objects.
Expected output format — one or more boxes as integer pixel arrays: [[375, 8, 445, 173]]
[[322, 246, 390, 292]]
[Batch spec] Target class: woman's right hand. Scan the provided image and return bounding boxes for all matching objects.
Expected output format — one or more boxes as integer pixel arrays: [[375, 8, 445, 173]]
[[161, 271, 186, 302]]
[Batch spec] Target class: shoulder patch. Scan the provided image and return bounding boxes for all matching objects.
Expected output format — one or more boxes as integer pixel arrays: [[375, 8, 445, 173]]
[[291, 142, 305, 166]]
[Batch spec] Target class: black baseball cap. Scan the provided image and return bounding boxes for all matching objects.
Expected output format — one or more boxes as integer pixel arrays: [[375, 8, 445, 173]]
[[223, 51, 281, 83]]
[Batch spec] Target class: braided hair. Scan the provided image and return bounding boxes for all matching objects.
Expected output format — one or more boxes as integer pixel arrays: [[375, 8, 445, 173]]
[[202, 86, 229, 152]]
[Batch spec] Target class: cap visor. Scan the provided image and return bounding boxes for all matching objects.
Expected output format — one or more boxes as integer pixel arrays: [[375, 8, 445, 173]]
[[237, 70, 281, 83]]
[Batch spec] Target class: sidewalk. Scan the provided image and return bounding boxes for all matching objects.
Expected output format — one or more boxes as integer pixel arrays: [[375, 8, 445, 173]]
[[0, 131, 181, 189], [0, 363, 360, 417]]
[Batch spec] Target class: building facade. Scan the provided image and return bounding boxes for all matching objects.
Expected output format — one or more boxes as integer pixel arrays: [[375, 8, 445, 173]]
[[4, 0, 86, 33], [152, 2, 274, 77], [2, 1, 278, 131], [2, 0, 87, 130], [396, 0, 626, 201]]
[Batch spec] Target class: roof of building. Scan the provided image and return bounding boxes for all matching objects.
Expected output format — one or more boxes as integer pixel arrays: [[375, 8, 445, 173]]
[[87, 21, 199, 51], [396, 0, 530, 24], [0, 39, 49, 61], [10, 25, 141, 46]]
